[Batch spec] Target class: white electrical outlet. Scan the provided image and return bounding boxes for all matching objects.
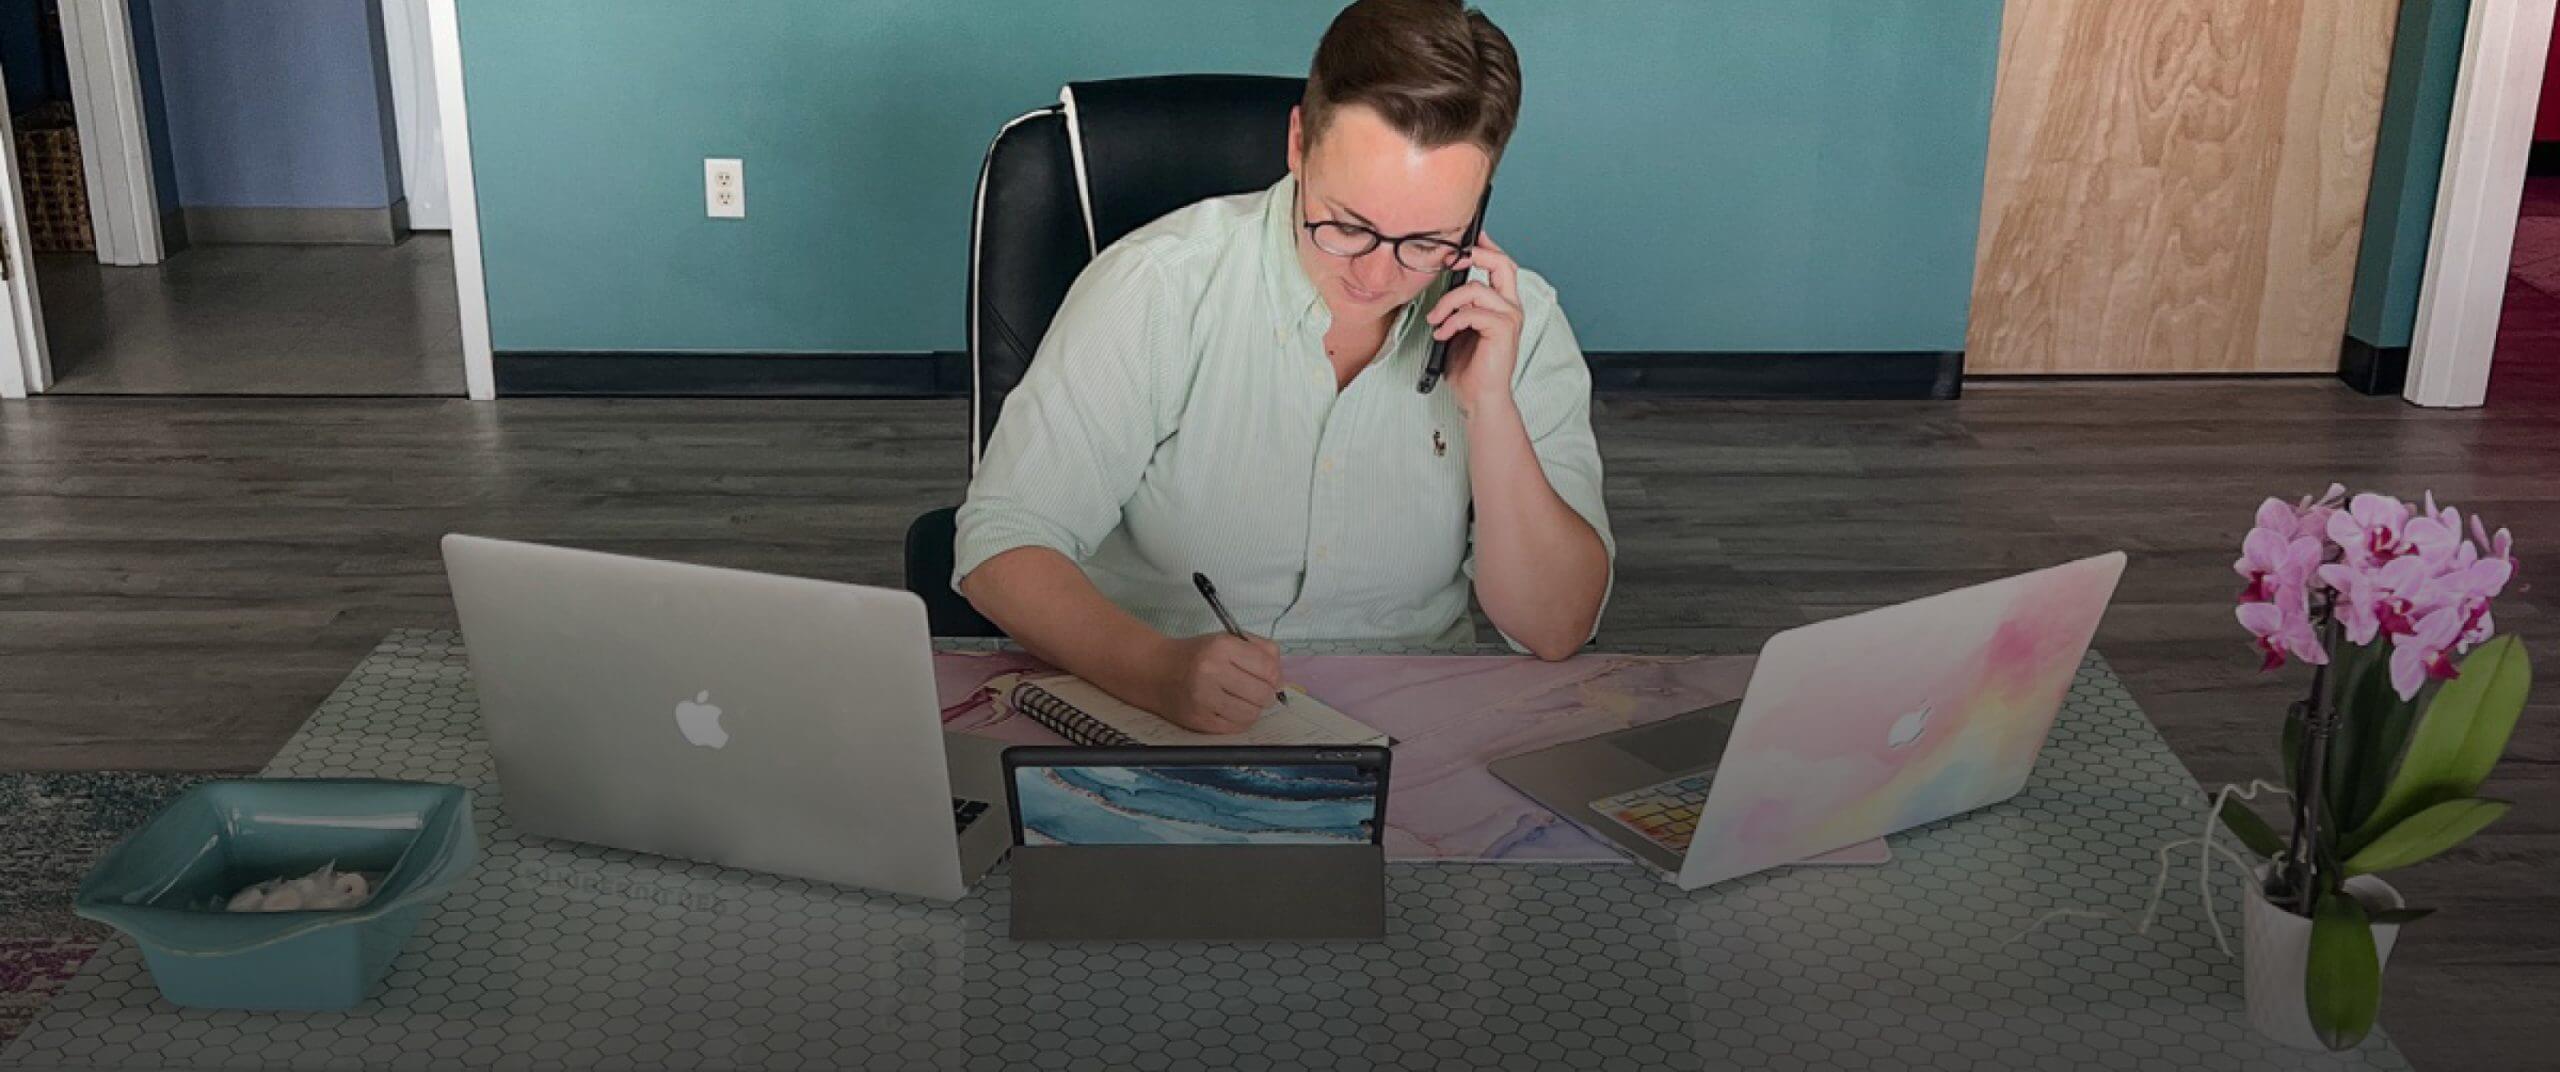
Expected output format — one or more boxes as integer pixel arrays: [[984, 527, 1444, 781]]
[[705, 158, 745, 218]]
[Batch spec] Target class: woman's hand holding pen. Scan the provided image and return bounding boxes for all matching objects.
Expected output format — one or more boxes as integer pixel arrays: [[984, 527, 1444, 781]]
[[1139, 571, 1286, 734], [1144, 633, 1282, 735]]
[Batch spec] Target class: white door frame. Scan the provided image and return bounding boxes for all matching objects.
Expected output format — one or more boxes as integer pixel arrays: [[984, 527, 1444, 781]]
[[427, 0, 495, 399], [1, 94, 55, 397], [13, 0, 496, 399], [381, 0, 450, 230], [2405, 0, 2560, 407], [59, 0, 164, 266]]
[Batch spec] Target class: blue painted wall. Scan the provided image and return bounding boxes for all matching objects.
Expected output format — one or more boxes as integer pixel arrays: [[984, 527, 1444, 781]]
[[456, 0, 2005, 354], [149, 0, 399, 210], [2348, 0, 2471, 350]]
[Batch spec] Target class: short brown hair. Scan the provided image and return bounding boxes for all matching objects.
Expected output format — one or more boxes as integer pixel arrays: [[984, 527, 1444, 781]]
[[1302, 0, 1522, 164]]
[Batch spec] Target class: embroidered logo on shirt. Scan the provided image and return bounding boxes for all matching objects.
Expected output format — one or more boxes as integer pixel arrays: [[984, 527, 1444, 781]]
[[1432, 429, 1448, 458]]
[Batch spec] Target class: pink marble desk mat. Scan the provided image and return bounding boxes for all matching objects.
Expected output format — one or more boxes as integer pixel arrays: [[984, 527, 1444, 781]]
[[936, 650, 1758, 864]]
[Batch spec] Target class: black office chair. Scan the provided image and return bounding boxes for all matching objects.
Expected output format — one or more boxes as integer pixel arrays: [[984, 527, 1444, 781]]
[[904, 75, 1307, 637]]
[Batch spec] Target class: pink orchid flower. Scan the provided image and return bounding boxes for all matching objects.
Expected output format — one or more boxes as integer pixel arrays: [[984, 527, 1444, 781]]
[[2295, 483, 2348, 540], [2235, 522, 2322, 604], [2328, 494, 2414, 568], [2254, 498, 2298, 539], [2388, 605, 2467, 700], [2471, 514, 2516, 568], [2447, 556, 2514, 651], [2238, 586, 2327, 671], [2461, 553, 2514, 600], [2403, 492, 2465, 565], [2317, 554, 2437, 645], [2317, 562, 2383, 645], [2241, 489, 2517, 686], [2372, 555, 2439, 637], [2460, 603, 2497, 653]]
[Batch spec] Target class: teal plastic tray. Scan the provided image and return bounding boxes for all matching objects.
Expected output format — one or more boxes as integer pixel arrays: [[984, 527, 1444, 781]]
[[73, 778, 478, 1011]]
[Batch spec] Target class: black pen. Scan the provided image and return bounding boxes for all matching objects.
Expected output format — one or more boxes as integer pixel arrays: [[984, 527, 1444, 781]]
[[1192, 572, 1287, 705]]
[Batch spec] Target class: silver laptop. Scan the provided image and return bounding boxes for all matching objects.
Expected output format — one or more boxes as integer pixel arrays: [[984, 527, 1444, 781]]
[[442, 534, 1010, 901], [1493, 552, 2125, 889]]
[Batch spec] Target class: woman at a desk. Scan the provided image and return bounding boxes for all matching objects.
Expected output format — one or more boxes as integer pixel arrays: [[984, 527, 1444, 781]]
[[952, 0, 1613, 735]]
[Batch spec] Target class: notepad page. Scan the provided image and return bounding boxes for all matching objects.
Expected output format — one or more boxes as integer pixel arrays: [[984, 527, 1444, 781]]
[[1005, 673, 1387, 747]]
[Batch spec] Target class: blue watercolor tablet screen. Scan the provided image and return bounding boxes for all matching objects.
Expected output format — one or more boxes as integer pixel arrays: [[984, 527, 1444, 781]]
[[1014, 764, 1383, 846]]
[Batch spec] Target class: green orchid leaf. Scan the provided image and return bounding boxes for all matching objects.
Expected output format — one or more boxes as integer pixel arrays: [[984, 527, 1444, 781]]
[[2323, 647, 2380, 832], [2366, 638, 2531, 838], [2305, 891, 2382, 1051], [2344, 798, 2508, 875], [2341, 649, 2421, 835], [2217, 796, 2287, 858]]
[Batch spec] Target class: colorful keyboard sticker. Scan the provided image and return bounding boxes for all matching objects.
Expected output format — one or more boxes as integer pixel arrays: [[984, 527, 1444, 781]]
[[1589, 770, 1716, 855]]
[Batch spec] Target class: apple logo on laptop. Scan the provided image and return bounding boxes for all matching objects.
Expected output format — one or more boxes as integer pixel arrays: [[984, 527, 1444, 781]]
[[675, 691, 729, 749], [1886, 704, 1931, 750]]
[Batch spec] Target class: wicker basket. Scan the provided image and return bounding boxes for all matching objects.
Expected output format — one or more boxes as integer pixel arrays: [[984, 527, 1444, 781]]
[[13, 102, 93, 253]]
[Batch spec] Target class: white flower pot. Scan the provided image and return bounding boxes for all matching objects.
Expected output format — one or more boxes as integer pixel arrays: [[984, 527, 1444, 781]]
[[2243, 866, 2405, 1051]]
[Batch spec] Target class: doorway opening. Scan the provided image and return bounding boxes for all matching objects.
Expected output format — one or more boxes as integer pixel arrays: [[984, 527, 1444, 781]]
[[3, 0, 467, 396]]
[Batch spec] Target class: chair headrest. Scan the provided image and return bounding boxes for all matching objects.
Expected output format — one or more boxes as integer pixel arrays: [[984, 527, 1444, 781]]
[[1061, 75, 1307, 254]]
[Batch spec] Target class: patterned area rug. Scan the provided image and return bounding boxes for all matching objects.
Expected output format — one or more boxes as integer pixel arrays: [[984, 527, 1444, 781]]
[[0, 772, 225, 1049]]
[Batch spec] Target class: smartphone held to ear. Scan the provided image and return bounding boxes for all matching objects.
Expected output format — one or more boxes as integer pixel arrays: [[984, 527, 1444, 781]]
[[1417, 185, 1494, 395]]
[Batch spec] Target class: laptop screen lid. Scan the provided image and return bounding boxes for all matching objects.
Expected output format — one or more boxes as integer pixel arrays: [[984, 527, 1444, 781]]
[[442, 534, 971, 899], [1676, 552, 2126, 890]]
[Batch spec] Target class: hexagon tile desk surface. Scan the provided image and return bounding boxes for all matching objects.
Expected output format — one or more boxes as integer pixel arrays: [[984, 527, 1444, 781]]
[[5, 630, 2411, 1071]]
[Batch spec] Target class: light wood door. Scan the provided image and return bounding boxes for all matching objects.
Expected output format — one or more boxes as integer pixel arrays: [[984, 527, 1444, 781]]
[[1968, 0, 2400, 373]]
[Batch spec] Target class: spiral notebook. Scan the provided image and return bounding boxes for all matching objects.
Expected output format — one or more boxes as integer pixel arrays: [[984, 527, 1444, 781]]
[[986, 672, 1388, 748]]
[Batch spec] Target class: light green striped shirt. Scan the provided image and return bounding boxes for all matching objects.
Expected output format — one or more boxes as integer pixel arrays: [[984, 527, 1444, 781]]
[[954, 173, 1612, 648]]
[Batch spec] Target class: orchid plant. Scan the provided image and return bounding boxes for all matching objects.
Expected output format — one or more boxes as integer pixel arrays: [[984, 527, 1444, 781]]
[[2223, 486, 2530, 1050]]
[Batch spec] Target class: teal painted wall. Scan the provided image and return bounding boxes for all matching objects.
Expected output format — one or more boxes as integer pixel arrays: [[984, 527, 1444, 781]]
[[2349, 0, 2471, 349], [455, 0, 2005, 355]]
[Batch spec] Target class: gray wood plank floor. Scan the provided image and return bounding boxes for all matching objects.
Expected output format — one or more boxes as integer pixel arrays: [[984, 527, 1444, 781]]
[[34, 237, 464, 396], [1, 380, 2551, 1068]]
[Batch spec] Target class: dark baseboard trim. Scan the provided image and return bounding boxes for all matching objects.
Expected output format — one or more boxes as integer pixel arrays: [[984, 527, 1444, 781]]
[[497, 349, 1965, 400], [2532, 141, 2560, 178], [1586, 351, 1964, 400], [2337, 335, 2410, 396], [495, 351, 967, 397]]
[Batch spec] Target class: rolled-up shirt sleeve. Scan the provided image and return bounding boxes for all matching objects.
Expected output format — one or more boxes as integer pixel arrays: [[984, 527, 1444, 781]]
[[952, 248, 1178, 589], [1465, 283, 1616, 651]]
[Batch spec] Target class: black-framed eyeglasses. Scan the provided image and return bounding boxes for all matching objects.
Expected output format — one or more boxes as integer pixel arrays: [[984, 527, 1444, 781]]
[[1298, 189, 1474, 274]]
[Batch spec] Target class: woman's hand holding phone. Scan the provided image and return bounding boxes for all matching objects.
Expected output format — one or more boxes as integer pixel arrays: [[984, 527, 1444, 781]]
[[1425, 232, 1527, 420]]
